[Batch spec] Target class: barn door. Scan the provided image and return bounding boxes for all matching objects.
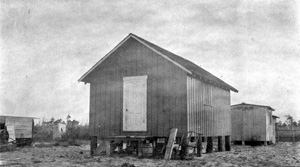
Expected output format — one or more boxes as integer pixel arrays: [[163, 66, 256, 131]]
[[123, 75, 147, 131]]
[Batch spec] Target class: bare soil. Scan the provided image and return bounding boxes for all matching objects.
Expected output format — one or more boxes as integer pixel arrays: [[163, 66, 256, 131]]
[[1, 142, 299, 167]]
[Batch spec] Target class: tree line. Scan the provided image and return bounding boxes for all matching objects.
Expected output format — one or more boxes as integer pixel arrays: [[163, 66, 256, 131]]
[[277, 115, 300, 128]]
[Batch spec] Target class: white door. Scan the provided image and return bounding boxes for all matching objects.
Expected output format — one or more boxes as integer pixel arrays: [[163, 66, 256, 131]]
[[123, 75, 147, 131]]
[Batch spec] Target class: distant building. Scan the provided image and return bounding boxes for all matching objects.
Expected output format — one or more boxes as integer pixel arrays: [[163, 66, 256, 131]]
[[231, 103, 278, 145], [53, 123, 66, 139], [0, 115, 35, 145]]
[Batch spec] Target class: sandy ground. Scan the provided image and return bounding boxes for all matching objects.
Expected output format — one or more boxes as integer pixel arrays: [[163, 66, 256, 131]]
[[1, 142, 300, 167]]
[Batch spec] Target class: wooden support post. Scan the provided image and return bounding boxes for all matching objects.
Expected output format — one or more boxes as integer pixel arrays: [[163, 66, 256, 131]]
[[197, 135, 202, 157], [137, 139, 142, 157], [242, 141, 245, 145], [275, 122, 278, 144], [105, 140, 111, 156], [90, 136, 97, 157], [217, 136, 223, 152], [264, 141, 267, 146], [179, 135, 189, 159], [291, 117, 295, 143], [206, 137, 213, 153], [225, 135, 231, 151]]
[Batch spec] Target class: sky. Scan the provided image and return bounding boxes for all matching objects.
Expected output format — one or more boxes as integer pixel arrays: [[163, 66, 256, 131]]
[[1, 0, 300, 124]]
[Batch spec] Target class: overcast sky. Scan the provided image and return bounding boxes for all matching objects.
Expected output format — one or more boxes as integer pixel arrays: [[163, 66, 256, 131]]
[[1, 0, 300, 124]]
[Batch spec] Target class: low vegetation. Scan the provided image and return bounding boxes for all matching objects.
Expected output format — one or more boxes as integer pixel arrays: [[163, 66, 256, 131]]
[[33, 118, 89, 143]]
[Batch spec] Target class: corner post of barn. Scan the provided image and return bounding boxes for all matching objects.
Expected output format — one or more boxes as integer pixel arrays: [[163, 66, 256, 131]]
[[90, 136, 97, 157]]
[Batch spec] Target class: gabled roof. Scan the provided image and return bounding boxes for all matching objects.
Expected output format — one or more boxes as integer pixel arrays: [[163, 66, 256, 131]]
[[0, 115, 37, 119], [0, 115, 37, 123], [79, 33, 238, 92], [231, 103, 275, 111]]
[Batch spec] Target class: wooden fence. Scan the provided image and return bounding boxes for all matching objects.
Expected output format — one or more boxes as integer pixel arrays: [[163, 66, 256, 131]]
[[277, 127, 300, 142]]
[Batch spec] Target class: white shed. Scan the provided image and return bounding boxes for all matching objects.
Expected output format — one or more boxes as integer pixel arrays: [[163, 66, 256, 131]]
[[231, 103, 277, 145]]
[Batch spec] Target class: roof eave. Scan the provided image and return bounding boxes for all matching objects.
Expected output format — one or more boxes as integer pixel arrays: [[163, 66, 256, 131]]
[[191, 73, 238, 92], [130, 34, 192, 75], [78, 34, 133, 82], [78, 33, 193, 82], [231, 103, 275, 111], [78, 33, 238, 92]]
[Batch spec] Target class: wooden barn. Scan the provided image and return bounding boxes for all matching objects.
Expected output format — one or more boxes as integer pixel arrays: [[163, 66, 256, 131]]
[[231, 103, 278, 145], [79, 33, 238, 155]]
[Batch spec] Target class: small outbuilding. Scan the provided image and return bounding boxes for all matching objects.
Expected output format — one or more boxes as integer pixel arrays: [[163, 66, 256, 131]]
[[231, 103, 278, 145], [79, 33, 238, 154], [53, 123, 66, 139], [0, 115, 35, 145]]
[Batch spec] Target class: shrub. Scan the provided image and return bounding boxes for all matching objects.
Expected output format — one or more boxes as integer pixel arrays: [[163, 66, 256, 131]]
[[33, 120, 89, 142], [60, 125, 89, 141], [33, 124, 53, 142]]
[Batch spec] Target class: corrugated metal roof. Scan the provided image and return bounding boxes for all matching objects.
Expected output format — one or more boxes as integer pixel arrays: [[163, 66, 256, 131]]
[[131, 34, 238, 92], [79, 33, 238, 92], [231, 103, 275, 111], [0, 115, 37, 119]]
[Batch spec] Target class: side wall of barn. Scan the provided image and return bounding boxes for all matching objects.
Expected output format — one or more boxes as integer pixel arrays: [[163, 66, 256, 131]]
[[88, 38, 188, 139], [187, 76, 231, 137]]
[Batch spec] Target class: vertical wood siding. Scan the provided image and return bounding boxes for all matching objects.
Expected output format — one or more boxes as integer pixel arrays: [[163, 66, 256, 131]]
[[187, 76, 231, 137], [231, 105, 272, 141], [266, 110, 274, 141], [89, 38, 187, 139], [1, 117, 34, 138]]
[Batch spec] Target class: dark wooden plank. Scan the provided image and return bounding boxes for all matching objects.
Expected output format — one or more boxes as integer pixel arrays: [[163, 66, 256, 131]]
[[180, 70, 188, 135], [99, 74, 106, 139], [111, 71, 116, 136], [98, 74, 105, 138], [145, 50, 152, 136], [201, 81, 204, 135], [115, 67, 121, 135], [157, 55, 165, 136], [119, 49, 125, 136], [95, 82, 100, 137], [169, 65, 176, 131], [152, 52, 159, 136], [104, 77, 109, 137], [163, 58, 170, 136], [174, 70, 184, 135], [168, 62, 172, 131], [93, 83, 97, 137], [89, 83, 95, 136]]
